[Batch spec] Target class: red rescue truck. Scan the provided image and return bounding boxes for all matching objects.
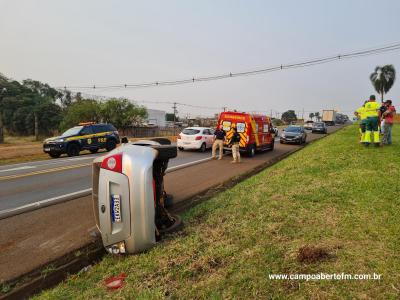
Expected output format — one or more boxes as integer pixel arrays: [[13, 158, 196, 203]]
[[217, 111, 275, 157]]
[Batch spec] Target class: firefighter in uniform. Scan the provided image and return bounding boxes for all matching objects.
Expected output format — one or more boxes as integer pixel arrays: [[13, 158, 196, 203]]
[[230, 127, 241, 163], [364, 95, 381, 147], [355, 101, 368, 143]]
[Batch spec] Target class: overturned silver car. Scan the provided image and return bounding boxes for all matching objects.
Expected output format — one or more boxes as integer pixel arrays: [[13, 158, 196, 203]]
[[92, 138, 181, 254]]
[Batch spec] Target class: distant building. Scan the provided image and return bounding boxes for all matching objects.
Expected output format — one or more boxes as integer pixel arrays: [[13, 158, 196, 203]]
[[146, 109, 166, 127]]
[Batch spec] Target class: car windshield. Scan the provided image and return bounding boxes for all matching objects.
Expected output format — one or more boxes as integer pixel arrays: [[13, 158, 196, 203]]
[[182, 128, 201, 135], [314, 123, 324, 127], [285, 127, 301, 132], [61, 126, 83, 137]]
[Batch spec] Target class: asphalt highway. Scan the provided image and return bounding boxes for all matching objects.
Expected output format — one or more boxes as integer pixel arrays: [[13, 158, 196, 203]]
[[0, 146, 212, 211], [0, 128, 332, 212]]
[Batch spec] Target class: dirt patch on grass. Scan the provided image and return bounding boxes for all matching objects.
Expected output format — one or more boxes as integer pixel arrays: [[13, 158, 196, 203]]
[[297, 245, 334, 263]]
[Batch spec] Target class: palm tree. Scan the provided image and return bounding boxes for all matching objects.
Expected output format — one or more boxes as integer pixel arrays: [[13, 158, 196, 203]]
[[370, 65, 396, 102], [314, 112, 320, 121], [309, 112, 314, 121]]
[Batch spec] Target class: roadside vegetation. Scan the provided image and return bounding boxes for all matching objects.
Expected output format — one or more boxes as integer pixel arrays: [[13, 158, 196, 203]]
[[36, 125, 400, 299], [0, 73, 147, 143]]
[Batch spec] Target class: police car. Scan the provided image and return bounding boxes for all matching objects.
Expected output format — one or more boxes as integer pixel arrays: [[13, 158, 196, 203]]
[[43, 122, 120, 158]]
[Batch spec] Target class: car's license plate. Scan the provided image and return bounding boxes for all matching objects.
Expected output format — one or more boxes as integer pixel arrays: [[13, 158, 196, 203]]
[[44, 147, 50, 151], [111, 195, 122, 223], [184, 142, 191, 145]]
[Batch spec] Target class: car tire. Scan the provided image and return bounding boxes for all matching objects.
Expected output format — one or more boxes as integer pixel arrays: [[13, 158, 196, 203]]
[[154, 145, 178, 160], [151, 138, 171, 145], [280, 140, 284, 144], [106, 139, 117, 152], [200, 143, 206, 153], [268, 140, 275, 151], [247, 144, 255, 157], [49, 152, 61, 158], [67, 144, 80, 157], [159, 214, 183, 235], [90, 148, 99, 154], [178, 147, 184, 151]]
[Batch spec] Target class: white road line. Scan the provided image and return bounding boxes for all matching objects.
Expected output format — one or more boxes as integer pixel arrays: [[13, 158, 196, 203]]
[[167, 157, 212, 173], [0, 189, 93, 220], [0, 166, 36, 173], [0, 154, 102, 170]]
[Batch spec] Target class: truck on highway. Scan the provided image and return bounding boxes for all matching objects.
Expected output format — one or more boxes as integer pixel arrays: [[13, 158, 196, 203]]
[[322, 110, 337, 126]]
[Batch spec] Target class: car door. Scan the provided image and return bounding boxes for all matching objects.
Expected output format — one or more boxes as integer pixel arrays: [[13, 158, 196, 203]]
[[79, 126, 96, 150], [203, 129, 212, 148]]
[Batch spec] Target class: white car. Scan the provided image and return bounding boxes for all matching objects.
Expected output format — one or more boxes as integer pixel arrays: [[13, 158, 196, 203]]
[[177, 127, 215, 152]]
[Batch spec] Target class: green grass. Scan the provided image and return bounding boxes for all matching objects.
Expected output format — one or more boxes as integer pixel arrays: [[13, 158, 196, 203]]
[[35, 125, 400, 299]]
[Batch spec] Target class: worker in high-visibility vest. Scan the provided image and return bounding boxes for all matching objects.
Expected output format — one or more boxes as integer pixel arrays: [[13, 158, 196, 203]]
[[355, 101, 368, 143], [363, 95, 381, 147]]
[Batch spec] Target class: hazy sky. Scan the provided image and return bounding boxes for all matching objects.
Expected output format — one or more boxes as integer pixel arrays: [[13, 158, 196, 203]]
[[1, 0, 399, 117]]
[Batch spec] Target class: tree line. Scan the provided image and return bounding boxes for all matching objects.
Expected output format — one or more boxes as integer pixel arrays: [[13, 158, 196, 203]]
[[0, 74, 147, 142]]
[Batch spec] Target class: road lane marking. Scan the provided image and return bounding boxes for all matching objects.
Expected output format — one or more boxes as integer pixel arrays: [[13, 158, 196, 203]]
[[0, 163, 92, 181], [0, 166, 36, 173], [0, 188, 92, 220], [0, 153, 102, 170]]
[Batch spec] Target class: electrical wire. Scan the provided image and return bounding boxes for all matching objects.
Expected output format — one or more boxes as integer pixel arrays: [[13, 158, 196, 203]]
[[57, 42, 400, 90]]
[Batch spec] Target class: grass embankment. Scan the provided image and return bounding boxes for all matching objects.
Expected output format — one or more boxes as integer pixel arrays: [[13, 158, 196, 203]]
[[0, 136, 178, 166], [37, 125, 400, 299]]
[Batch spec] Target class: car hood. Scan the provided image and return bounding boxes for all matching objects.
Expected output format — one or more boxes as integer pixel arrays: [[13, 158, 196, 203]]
[[44, 135, 73, 142], [283, 132, 302, 137]]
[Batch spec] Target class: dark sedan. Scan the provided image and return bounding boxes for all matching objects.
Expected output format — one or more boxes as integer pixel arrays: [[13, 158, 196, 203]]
[[280, 126, 307, 144], [311, 122, 327, 134]]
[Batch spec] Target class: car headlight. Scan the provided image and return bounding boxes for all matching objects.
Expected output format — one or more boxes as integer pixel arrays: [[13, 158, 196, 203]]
[[281, 133, 285, 138], [54, 138, 64, 143]]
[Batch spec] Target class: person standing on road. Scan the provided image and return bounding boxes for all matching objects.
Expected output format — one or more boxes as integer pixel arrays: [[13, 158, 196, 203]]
[[382, 100, 396, 145], [212, 125, 226, 160], [355, 101, 368, 144], [230, 127, 241, 163], [364, 95, 381, 147]]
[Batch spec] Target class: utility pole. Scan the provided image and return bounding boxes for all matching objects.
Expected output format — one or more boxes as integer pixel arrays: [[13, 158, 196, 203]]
[[172, 102, 178, 126], [222, 106, 227, 112], [34, 112, 39, 141], [0, 88, 7, 144]]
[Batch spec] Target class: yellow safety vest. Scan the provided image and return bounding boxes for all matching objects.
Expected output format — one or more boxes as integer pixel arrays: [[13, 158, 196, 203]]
[[356, 106, 367, 120], [364, 101, 380, 117]]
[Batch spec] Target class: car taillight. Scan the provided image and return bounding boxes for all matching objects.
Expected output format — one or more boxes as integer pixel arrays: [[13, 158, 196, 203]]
[[195, 136, 202, 140], [101, 153, 123, 173]]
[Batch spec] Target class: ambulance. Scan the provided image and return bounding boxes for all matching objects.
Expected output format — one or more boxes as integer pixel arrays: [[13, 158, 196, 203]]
[[217, 111, 275, 157]]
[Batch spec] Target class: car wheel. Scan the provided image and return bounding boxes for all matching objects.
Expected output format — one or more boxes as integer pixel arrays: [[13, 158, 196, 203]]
[[106, 139, 117, 151], [159, 214, 183, 235], [154, 145, 178, 160], [280, 140, 284, 144], [67, 144, 80, 157], [90, 148, 99, 154], [151, 138, 171, 145], [200, 143, 206, 152], [268, 140, 275, 151], [247, 144, 255, 157], [178, 147, 184, 151], [49, 152, 61, 158]]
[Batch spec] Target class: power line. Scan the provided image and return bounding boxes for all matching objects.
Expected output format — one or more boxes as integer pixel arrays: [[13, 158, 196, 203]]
[[57, 42, 400, 90]]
